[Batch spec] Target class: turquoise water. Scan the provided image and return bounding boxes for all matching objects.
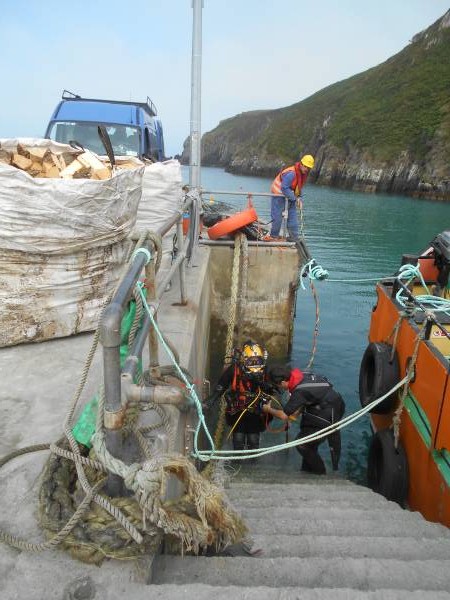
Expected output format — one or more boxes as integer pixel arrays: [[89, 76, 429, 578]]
[[182, 166, 450, 480]]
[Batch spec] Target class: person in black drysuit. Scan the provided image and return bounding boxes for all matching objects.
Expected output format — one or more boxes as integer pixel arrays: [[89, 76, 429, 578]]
[[262, 365, 345, 474], [204, 340, 273, 451]]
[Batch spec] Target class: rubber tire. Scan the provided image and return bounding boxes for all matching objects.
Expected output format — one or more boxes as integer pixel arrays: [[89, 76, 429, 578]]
[[367, 428, 409, 506], [359, 342, 400, 414]]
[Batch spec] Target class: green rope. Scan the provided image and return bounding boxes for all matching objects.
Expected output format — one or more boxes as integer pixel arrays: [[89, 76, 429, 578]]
[[395, 263, 450, 315]]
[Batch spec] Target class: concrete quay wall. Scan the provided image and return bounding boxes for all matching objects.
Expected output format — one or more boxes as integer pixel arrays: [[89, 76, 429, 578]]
[[208, 244, 301, 359]]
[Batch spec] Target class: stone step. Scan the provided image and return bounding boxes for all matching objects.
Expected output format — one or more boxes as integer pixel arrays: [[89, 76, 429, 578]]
[[227, 481, 371, 493], [234, 534, 450, 560], [226, 493, 403, 511], [118, 585, 450, 600], [242, 516, 450, 538], [226, 474, 358, 486], [227, 469, 351, 479], [238, 506, 421, 522], [152, 556, 450, 590]]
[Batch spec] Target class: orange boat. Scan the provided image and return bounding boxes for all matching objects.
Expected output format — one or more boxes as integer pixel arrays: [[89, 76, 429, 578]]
[[359, 231, 450, 526]]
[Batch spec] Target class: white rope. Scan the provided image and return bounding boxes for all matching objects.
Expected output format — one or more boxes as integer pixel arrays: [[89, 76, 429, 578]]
[[195, 375, 409, 461]]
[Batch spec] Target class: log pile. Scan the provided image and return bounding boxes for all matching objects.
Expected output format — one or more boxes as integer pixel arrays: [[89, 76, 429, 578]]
[[0, 143, 115, 180]]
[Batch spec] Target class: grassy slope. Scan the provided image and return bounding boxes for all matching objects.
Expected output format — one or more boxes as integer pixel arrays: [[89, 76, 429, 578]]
[[204, 13, 450, 168]]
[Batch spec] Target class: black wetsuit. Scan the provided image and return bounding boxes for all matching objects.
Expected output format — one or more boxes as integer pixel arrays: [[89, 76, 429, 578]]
[[284, 373, 345, 474]]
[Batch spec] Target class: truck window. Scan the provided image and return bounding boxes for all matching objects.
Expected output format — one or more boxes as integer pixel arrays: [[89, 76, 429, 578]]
[[47, 122, 140, 157], [145, 125, 159, 161]]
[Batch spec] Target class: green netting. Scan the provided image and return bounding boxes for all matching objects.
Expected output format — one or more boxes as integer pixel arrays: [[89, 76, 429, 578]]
[[72, 296, 144, 448]]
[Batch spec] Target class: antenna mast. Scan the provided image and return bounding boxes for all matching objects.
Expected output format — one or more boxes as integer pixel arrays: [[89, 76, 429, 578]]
[[189, 0, 203, 191]]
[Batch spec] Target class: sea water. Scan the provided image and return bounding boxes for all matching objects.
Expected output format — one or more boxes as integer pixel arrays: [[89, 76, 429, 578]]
[[182, 166, 450, 480]]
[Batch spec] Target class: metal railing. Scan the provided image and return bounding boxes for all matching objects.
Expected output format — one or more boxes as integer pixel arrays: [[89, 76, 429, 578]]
[[201, 189, 281, 198], [99, 190, 201, 493], [98, 182, 300, 493]]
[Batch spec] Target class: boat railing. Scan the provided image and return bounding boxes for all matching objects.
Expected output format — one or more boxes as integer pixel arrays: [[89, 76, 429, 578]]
[[201, 189, 280, 198]]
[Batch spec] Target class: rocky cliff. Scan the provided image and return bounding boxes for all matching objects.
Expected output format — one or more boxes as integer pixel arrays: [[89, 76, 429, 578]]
[[181, 11, 450, 201]]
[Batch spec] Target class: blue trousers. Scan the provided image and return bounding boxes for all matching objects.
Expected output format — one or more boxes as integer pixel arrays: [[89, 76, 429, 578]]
[[270, 196, 299, 238]]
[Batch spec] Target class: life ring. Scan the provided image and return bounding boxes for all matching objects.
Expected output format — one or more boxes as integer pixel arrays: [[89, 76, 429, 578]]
[[359, 342, 400, 414], [367, 428, 409, 506], [207, 206, 258, 240]]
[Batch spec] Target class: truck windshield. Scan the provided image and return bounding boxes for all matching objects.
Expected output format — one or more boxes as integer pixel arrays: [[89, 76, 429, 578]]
[[47, 122, 140, 157]]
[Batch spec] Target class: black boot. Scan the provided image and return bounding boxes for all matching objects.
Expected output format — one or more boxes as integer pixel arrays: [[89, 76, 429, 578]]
[[246, 433, 260, 463]]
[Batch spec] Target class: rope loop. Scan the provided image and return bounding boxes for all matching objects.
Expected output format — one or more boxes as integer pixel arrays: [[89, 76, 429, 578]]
[[300, 259, 329, 290]]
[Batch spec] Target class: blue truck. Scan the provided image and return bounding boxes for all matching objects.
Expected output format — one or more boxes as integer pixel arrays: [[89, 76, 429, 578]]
[[45, 90, 165, 161]]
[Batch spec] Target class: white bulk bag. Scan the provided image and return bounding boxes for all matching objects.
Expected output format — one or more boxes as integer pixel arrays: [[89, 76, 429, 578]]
[[136, 159, 183, 254], [0, 138, 144, 347]]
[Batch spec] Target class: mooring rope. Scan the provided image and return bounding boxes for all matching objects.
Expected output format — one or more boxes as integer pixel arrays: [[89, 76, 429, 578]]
[[305, 279, 320, 370], [392, 328, 425, 448], [195, 375, 409, 461]]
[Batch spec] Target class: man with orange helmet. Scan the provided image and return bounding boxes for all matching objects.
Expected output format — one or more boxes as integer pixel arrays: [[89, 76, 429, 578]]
[[206, 340, 272, 451], [268, 154, 315, 241]]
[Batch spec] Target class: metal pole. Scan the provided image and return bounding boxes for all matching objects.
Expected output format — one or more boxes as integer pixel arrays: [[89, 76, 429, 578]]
[[201, 189, 283, 198], [281, 197, 289, 238], [145, 258, 160, 378], [189, 0, 203, 192], [102, 345, 124, 496], [177, 219, 187, 303]]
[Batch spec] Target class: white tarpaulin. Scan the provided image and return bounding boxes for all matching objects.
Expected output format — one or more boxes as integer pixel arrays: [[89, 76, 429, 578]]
[[0, 138, 144, 347], [137, 159, 184, 254]]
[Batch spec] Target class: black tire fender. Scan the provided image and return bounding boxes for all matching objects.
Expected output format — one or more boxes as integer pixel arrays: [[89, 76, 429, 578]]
[[367, 428, 409, 506], [359, 342, 400, 414]]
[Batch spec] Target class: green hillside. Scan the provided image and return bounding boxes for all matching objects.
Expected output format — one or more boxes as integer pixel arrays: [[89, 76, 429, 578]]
[[191, 11, 450, 199]]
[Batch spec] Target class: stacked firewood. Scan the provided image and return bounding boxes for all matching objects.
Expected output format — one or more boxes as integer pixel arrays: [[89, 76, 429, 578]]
[[0, 143, 113, 180]]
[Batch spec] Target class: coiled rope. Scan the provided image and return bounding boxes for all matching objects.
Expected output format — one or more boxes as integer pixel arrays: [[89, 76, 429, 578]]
[[395, 263, 450, 315]]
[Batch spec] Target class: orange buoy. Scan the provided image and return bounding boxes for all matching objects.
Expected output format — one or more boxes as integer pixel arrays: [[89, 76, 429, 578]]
[[207, 205, 258, 240]]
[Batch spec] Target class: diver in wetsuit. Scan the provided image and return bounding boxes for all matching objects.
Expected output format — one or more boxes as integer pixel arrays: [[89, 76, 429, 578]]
[[205, 340, 271, 451], [263, 365, 345, 474]]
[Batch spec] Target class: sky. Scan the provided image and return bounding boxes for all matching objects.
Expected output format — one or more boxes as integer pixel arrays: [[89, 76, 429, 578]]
[[0, 1, 449, 156]]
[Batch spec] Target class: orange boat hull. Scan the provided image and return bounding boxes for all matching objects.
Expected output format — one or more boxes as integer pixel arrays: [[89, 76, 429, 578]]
[[369, 283, 450, 526]]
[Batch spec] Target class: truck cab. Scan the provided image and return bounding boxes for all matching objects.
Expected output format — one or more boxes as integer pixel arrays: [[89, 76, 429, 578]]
[[45, 90, 165, 161]]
